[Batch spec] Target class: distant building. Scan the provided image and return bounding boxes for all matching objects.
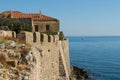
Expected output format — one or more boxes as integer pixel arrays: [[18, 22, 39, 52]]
[[0, 11, 59, 32]]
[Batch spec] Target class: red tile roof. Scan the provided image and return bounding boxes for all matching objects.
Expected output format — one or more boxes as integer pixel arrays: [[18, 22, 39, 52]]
[[0, 11, 58, 21]]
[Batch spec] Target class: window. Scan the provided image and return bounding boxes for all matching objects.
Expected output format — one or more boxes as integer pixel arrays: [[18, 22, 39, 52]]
[[46, 25, 50, 31], [35, 25, 39, 32]]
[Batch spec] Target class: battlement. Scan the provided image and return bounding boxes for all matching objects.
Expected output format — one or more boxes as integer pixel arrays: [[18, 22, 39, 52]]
[[0, 30, 60, 44], [0, 30, 16, 38], [17, 31, 59, 44]]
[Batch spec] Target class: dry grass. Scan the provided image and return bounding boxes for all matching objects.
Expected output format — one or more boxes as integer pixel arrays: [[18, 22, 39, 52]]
[[15, 39, 31, 48], [0, 36, 15, 46], [0, 36, 6, 44], [0, 36, 15, 41], [5, 45, 13, 49], [5, 36, 16, 41], [15, 39, 25, 44], [0, 36, 4, 40]]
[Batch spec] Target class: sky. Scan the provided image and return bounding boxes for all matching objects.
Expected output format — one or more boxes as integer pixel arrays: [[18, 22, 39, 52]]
[[0, 0, 120, 36]]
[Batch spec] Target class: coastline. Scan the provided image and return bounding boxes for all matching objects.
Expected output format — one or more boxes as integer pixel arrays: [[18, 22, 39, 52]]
[[70, 66, 90, 80]]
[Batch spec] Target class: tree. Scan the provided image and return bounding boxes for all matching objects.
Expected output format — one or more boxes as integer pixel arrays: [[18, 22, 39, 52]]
[[0, 19, 32, 33]]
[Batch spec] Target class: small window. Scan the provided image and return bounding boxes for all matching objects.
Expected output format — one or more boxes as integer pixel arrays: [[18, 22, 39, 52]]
[[46, 25, 50, 31], [35, 25, 39, 32]]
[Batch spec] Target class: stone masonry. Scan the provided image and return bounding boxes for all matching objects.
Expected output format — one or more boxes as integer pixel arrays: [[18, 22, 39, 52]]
[[0, 30, 71, 80]]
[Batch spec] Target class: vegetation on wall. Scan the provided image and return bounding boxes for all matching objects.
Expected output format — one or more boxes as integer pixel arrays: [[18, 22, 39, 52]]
[[41, 30, 57, 35], [0, 19, 32, 33], [59, 31, 64, 40], [41, 31, 64, 40]]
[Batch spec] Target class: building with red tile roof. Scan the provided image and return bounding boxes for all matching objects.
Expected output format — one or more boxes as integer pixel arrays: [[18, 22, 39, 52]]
[[0, 11, 59, 32]]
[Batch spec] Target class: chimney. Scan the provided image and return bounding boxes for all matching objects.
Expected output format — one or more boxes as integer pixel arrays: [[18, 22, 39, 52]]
[[40, 10, 42, 15]]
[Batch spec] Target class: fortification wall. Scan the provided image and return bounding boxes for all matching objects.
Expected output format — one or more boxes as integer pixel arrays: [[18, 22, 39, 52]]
[[29, 40, 71, 80], [61, 39, 71, 76], [0, 30, 71, 80], [0, 30, 59, 44], [29, 42, 60, 80], [59, 40, 71, 80], [17, 31, 59, 44], [0, 30, 16, 38], [17, 31, 33, 44]]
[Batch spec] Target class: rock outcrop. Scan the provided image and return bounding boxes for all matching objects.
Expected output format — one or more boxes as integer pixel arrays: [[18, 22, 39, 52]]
[[71, 66, 90, 80], [0, 36, 37, 80]]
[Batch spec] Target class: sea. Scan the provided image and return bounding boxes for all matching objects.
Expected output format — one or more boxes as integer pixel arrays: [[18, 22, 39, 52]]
[[67, 36, 120, 80]]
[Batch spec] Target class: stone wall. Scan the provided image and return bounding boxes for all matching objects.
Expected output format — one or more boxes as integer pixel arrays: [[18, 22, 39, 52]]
[[0, 30, 71, 80], [33, 21, 59, 32], [17, 31, 59, 44], [61, 39, 71, 77], [0, 30, 16, 38], [17, 31, 33, 44], [29, 42, 60, 80], [28, 40, 71, 80], [59, 40, 71, 80], [0, 30, 59, 44]]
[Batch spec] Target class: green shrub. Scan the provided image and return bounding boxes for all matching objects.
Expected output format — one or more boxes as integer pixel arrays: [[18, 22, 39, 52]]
[[41, 31, 57, 35], [0, 39, 7, 44], [59, 31, 64, 40], [23, 25, 32, 32], [0, 19, 32, 33]]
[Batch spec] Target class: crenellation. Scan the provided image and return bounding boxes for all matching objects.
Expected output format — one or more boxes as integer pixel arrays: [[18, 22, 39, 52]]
[[41, 33, 48, 43], [0, 30, 16, 39], [54, 35, 59, 41], [17, 31, 33, 44], [1, 30, 60, 44], [48, 35, 55, 42], [12, 31, 16, 38], [33, 32, 40, 43]]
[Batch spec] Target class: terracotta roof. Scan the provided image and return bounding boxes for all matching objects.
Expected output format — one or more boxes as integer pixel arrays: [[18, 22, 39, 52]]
[[0, 11, 58, 21]]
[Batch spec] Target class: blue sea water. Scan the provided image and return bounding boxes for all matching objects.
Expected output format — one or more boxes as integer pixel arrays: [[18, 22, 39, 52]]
[[68, 36, 120, 80]]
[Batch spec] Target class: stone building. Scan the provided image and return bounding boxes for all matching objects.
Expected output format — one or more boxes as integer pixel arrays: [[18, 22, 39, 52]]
[[0, 11, 59, 32]]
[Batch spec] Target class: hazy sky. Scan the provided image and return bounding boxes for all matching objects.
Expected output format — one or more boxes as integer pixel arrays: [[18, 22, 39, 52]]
[[0, 0, 120, 36]]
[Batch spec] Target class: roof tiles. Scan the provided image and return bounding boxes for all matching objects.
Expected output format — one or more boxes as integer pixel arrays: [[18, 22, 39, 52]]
[[0, 11, 58, 21]]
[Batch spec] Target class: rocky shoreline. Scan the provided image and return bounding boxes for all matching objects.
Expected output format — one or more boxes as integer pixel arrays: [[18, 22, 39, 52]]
[[71, 66, 90, 80]]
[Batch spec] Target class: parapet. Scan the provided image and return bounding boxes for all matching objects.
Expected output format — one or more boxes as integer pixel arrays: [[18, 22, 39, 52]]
[[0, 30, 16, 39], [17, 31, 60, 44], [17, 31, 33, 44], [0, 30, 60, 44]]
